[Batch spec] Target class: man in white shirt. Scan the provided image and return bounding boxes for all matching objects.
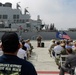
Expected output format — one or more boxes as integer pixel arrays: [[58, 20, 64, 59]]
[[54, 41, 63, 55], [17, 48, 27, 59], [17, 42, 27, 59], [53, 41, 63, 69], [24, 40, 31, 50]]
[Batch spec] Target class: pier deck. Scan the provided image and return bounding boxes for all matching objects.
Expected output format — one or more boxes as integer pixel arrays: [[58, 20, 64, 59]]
[[28, 41, 69, 75]]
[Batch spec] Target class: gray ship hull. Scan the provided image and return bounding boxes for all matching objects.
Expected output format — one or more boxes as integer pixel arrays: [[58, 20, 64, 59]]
[[0, 31, 76, 40]]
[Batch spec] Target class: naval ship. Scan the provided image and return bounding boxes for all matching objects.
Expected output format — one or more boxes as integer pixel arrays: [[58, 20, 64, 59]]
[[0, 2, 46, 32], [0, 2, 76, 40]]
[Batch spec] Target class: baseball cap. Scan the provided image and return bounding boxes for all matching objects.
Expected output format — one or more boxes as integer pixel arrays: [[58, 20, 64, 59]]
[[1, 32, 19, 49]]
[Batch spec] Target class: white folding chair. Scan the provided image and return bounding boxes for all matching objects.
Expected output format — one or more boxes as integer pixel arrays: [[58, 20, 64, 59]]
[[60, 55, 68, 66]]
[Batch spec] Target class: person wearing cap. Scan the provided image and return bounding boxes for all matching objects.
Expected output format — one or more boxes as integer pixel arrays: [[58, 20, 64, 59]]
[[72, 41, 76, 53], [65, 41, 72, 49], [48, 39, 56, 57], [24, 39, 31, 59], [58, 43, 67, 69], [27, 39, 34, 56], [53, 41, 63, 68], [54, 41, 63, 56], [0, 32, 37, 75], [17, 42, 27, 59], [60, 43, 67, 55], [59, 47, 76, 75]]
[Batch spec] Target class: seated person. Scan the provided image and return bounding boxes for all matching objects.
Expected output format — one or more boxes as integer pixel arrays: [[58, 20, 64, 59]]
[[27, 39, 34, 55], [48, 39, 56, 57], [57, 43, 67, 69], [0, 32, 37, 75], [24, 39, 31, 58], [59, 47, 76, 75], [17, 42, 27, 59], [72, 41, 76, 53], [53, 41, 63, 68]]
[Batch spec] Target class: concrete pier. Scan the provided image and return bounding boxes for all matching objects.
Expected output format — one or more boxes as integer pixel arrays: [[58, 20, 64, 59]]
[[28, 40, 69, 75]]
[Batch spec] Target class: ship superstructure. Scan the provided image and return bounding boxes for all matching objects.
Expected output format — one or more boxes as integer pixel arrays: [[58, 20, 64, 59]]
[[0, 2, 43, 32]]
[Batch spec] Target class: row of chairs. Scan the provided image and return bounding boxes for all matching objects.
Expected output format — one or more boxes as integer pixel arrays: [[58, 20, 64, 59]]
[[60, 55, 76, 75], [49, 49, 76, 75]]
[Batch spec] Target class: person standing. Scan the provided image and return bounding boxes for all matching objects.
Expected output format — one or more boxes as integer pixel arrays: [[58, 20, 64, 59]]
[[36, 35, 42, 47], [0, 32, 37, 75]]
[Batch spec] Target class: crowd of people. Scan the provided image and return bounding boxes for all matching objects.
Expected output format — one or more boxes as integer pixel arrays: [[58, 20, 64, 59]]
[[20, 39, 34, 59], [0, 32, 36, 75], [48, 39, 76, 75], [0, 32, 76, 75], [0, 38, 34, 60]]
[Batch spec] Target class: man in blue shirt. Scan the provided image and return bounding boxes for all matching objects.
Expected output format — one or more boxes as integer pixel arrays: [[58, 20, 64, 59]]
[[0, 32, 37, 75]]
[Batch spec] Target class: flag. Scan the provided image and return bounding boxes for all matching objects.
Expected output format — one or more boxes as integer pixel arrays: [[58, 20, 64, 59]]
[[25, 9, 28, 12], [25, 8, 29, 14], [17, 3, 21, 9], [56, 31, 63, 39], [62, 31, 71, 40]]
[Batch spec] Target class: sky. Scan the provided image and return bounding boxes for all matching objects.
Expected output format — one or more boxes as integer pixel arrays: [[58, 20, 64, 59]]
[[0, 0, 76, 30]]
